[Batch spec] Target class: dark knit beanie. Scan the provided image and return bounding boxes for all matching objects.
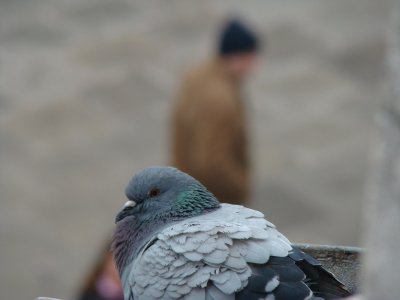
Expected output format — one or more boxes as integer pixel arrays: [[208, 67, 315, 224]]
[[218, 19, 259, 55]]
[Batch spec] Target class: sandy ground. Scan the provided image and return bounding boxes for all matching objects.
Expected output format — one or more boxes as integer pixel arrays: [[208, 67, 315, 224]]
[[0, 1, 392, 299]]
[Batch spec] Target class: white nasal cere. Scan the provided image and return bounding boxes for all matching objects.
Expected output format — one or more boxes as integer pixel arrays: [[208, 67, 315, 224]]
[[124, 200, 136, 208]]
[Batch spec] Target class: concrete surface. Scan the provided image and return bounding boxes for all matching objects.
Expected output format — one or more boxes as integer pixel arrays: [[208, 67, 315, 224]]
[[0, 1, 392, 299]]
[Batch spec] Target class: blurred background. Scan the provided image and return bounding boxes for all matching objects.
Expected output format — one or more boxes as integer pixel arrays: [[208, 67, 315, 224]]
[[0, 0, 393, 299]]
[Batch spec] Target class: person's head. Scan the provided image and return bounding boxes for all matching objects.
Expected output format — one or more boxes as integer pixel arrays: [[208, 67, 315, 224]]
[[218, 19, 261, 80]]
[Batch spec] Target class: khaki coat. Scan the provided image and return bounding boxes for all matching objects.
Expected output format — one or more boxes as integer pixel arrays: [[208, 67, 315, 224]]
[[171, 58, 249, 204]]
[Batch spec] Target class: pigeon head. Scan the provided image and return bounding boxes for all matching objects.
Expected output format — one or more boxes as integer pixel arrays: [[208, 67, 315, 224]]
[[115, 166, 220, 224], [112, 166, 220, 275]]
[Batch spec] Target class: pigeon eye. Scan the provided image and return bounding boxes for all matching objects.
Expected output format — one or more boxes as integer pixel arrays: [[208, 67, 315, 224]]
[[148, 188, 160, 198]]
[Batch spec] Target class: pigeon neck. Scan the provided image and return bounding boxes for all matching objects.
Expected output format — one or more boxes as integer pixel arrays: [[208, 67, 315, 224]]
[[172, 185, 221, 217], [113, 216, 184, 274], [112, 204, 220, 274]]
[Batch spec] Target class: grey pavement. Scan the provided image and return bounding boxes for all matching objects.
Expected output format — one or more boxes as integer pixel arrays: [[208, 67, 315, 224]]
[[0, 1, 392, 299]]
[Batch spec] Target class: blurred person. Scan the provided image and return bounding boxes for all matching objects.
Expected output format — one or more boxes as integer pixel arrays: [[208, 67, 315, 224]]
[[171, 19, 260, 204], [78, 243, 123, 300]]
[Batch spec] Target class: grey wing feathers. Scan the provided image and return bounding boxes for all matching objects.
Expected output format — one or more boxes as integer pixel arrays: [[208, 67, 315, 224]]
[[122, 204, 349, 300], [236, 247, 350, 300], [123, 204, 292, 299], [236, 256, 312, 300]]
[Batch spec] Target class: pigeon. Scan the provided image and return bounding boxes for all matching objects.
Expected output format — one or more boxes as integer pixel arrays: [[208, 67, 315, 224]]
[[112, 166, 351, 300]]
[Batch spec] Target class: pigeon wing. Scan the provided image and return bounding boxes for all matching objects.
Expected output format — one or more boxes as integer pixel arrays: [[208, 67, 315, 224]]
[[122, 204, 293, 299]]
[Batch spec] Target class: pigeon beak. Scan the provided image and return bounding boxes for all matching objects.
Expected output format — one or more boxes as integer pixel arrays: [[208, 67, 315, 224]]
[[115, 200, 137, 223], [123, 200, 136, 209]]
